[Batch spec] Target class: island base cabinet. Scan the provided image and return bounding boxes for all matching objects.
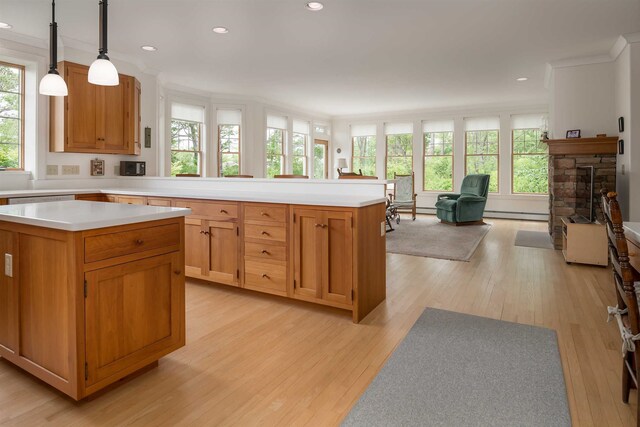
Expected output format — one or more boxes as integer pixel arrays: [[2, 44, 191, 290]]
[[0, 230, 17, 354], [85, 252, 184, 391]]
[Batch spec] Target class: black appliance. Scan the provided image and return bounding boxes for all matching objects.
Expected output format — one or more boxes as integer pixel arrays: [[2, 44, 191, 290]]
[[120, 161, 146, 176]]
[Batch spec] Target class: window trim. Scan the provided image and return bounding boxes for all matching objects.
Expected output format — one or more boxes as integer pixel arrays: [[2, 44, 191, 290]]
[[313, 139, 328, 179], [351, 135, 376, 176], [422, 131, 454, 192], [266, 126, 286, 178], [0, 61, 25, 171], [464, 129, 500, 193], [218, 123, 241, 177], [511, 128, 548, 195], [385, 133, 414, 180], [170, 118, 203, 176], [292, 132, 308, 175]]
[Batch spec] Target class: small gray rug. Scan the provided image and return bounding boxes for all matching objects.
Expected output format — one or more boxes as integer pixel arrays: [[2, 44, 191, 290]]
[[386, 217, 490, 261], [342, 309, 571, 427], [515, 230, 555, 249]]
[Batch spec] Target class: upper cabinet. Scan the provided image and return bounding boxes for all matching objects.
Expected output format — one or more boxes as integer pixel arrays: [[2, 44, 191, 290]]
[[50, 61, 141, 155]]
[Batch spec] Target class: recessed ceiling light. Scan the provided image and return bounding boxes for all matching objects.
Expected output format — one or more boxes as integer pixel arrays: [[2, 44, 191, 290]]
[[306, 2, 324, 11], [141, 45, 157, 52], [0, 22, 13, 29], [212, 27, 229, 34], [516, 77, 528, 82]]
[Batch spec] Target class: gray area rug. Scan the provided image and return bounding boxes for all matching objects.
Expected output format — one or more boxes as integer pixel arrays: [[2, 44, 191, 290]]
[[386, 217, 490, 261], [515, 230, 555, 249], [342, 308, 571, 427]]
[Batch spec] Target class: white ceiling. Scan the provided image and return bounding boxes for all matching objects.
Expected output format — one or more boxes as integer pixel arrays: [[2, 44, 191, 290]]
[[2, 0, 639, 116]]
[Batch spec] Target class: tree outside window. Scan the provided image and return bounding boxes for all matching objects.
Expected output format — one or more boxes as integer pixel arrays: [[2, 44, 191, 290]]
[[0, 62, 24, 170], [266, 127, 285, 178], [219, 124, 240, 176], [423, 131, 453, 191], [512, 128, 547, 194], [170, 120, 201, 176], [465, 130, 499, 193], [386, 134, 413, 179], [292, 132, 307, 175], [352, 135, 376, 176]]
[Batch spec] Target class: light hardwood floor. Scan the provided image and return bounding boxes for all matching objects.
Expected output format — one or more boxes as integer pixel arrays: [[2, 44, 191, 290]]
[[0, 217, 632, 426]]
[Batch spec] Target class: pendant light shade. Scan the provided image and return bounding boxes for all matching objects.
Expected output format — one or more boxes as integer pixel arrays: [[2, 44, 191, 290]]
[[39, 0, 68, 96], [88, 0, 119, 86]]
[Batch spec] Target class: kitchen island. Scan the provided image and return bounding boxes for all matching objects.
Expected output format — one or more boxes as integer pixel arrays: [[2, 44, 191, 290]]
[[0, 201, 189, 400]]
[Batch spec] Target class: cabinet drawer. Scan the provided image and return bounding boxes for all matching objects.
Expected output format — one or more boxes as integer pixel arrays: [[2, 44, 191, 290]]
[[173, 200, 237, 220], [244, 242, 287, 262], [244, 205, 287, 223], [147, 197, 172, 207], [116, 196, 146, 205], [85, 223, 180, 263], [244, 223, 286, 242], [244, 260, 287, 293]]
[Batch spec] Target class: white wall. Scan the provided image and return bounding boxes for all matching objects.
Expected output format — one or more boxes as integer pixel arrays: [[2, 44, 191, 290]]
[[615, 45, 631, 219], [629, 42, 640, 221]]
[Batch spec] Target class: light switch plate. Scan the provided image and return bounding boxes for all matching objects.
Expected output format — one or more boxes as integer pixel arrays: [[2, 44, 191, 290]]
[[380, 221, 385, 236], [4, 254, 12, 277], [62, 165, 80, 175]]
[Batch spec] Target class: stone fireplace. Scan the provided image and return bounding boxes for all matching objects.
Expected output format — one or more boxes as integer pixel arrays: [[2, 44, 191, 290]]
[[545, 137, 618, 249]]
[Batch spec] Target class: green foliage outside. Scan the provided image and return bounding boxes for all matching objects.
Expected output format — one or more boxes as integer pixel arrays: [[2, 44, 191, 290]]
[[292, 132, 307, 175], [313, 142, 326, 179], [465, 130, 499, 192], [0, 64, 22, 169], [266, 128, 284, 178], [386, 134, 412, 179], [170, 119, 200, 176], [512, 129, 547, 194], [352, 136, 376, 176], [219, 124, 240, 176], [424, 132, 453, 191]]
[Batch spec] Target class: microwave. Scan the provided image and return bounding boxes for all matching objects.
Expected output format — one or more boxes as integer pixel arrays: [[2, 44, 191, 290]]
[[120, 161, 146, 176]]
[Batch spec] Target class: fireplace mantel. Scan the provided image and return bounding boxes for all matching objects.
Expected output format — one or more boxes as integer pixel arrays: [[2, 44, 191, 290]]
[[543, 136, 618, 155]]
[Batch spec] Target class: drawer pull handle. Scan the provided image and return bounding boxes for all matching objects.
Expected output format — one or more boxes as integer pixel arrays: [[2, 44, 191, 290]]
[[262, 274, 270, 279], [174, 270, 182, 275], [315, 224, 327, 228], [220, 209, 228, 214], [261, 231, 270, 236], [261, 250, 270, 255], [261, 212, 269, 216], [135, 239, 144, 245]]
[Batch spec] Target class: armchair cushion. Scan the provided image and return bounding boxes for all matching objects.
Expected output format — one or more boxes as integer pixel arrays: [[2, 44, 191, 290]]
[[437, 193, 461, 201], [435, 174, 490, 224]]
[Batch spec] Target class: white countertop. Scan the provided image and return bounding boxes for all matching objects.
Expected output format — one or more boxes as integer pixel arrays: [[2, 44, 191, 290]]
[[0, 188, 387, 208], [0, 200, 191, 231], [624, 222, 640, 245]]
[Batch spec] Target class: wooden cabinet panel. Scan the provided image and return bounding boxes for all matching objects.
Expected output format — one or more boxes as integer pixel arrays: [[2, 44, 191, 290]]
[[293, 209, 322, 300], [133, 79, 142, 155], [173, 200, 238, 220], [115, 195, 147, 205], [0, 230, 17, 353], [147, 198, 172, 207], [99, 81, 127, 153], [244, 260, 286, 295], [184, 218, 205, 277], [85, 252, 183, 386], [84, 223, 180, 263], [66, 63, 97, 150], [324, 212, 353, 305], [76, 194, 109, 202], [0, 198, 6, 205], [205, 220, 239, 286], [244, 223, 286, 242], [244, 241, 287, 262], [244, 205, 287, 223]]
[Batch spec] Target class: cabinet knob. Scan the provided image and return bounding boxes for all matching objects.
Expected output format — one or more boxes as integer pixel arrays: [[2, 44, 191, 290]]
[[174, 270, 182, 275], [220, 209, 228, 214], [261, 212, 269, 216], [262, 274, 270, 279], [135, 239, 144, 245], [315, 224, 327, 228], [261, 231, 270, 236], [261, 250, 270, 255]]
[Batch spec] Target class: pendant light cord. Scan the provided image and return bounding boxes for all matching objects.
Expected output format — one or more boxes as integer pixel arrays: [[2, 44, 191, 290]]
[[98, 0, 109, 59], [48, 0, 58, 73]]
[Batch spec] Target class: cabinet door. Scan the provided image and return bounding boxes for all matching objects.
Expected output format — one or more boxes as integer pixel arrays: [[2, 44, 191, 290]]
[[292, 209, 323, 300], [204, 220, 239, 286], [0, 230, 17, 353], [184, 217, 205, 277], [66, 64, 97, 150], [133, 79, 142, 155], [98, 82, 127, 153], [322, 211, 353, 305], [85, 252, 184, 387]]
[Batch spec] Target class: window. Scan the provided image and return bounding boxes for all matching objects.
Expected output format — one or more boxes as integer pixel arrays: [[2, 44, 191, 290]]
[[464, 118, 499, 193], [512, 127, 547, 194], [292, 120, 310, 175], [351, 124, 376, 176], [0, 62, 24, 170], [313, 139, 328, 179], [423, 120, 454, 191], [266, 115, 287, 178], [385, 123, 413, 179], [170, 103, 205, 176], [218, 109, 241, 177]]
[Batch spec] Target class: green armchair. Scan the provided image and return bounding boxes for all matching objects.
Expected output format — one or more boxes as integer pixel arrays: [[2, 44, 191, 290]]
[[435, 174, 490, 225]]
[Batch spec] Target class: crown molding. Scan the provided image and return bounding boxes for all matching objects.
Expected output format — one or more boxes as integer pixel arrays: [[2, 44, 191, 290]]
[[0, 32, 47, 50]]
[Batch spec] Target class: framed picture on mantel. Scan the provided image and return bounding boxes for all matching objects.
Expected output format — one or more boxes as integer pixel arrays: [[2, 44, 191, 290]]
[[566, 129, 581, 139]]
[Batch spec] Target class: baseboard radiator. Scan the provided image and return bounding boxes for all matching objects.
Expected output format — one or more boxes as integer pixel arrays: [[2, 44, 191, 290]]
[[416, 207, 548, 221]]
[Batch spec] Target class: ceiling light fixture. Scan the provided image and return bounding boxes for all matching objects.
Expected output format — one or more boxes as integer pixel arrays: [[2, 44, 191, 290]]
[[39, 0, 68, 96], [141, 45, 157, 52], [305, 2, 324, 11], [212, 27, 229, 34], [0, 22, 12, 29], [516, 77, 528, 82], [88, 0, 119, 86]]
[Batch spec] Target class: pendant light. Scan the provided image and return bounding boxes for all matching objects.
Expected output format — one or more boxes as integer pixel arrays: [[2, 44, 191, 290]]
[[39, 0, 68, 96], [88, 0, 119, 86]]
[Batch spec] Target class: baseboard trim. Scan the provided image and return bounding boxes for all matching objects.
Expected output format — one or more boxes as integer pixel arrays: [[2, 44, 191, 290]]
[[417, 207, 548, 222]]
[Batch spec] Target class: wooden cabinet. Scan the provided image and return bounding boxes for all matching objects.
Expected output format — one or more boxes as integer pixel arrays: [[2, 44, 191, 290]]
[[147, 197, 172, 207], [0, 217, 185, 400], [109, 195, 147, 205], [50, 61, 141, 155], [0, 198, 7, 205], [292, 208, 353, 307], [76, 193, 109, 202]]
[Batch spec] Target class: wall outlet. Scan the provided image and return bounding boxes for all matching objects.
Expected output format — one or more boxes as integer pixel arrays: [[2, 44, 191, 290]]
[[114, 165, 120, 175], [61, 165, 80, 175], [46, 165, 58, 175], [380, 221, 386, 236], [4, 254, 12, 277]]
